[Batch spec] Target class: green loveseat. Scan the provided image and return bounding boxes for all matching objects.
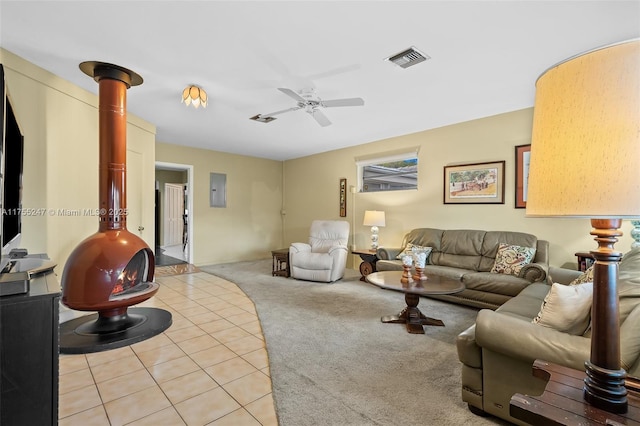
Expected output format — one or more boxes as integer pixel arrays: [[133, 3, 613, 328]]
[[457, 248, 640, 425], [376, 228, 549, 309]]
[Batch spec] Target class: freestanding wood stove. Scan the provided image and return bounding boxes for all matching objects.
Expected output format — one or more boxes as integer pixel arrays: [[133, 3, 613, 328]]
[[60, 61, 171, 354]]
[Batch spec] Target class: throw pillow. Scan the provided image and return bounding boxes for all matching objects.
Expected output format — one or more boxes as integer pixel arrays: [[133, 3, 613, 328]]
[[490, 243, 536, 276], [532, 282, 593, 335], [570, 265, 594, 285], [395, 244, 432, 261]]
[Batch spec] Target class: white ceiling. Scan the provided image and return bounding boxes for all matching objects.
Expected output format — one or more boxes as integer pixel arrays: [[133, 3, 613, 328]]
[[1, 1, 639, 161]]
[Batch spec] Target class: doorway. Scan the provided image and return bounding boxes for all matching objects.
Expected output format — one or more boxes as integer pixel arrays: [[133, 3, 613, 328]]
[[155, 162, 194, 265]]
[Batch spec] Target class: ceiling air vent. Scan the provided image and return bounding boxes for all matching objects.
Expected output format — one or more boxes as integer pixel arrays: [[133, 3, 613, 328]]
[[386, 46, 430, 69]]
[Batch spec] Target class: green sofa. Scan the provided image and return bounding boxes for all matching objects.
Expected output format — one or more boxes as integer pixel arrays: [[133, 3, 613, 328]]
[[457, 248, 640, 425], [376, 228, 549, 309]]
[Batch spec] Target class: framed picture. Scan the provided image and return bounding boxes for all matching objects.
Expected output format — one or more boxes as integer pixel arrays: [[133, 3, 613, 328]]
[[339, 178, 347, 217], [515, 144, 531, 209], [444, 161, 505, 204]]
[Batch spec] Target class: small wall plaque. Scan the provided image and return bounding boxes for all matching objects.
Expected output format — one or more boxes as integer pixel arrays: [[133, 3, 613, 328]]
[[339, 178, 347, 217]]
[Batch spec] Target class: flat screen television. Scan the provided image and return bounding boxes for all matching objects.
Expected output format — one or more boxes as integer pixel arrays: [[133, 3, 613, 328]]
[[0, 64, 25, 259]]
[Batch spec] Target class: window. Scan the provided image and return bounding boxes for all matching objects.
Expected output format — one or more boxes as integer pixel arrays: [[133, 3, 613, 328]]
[[356, 149, 419, 193]]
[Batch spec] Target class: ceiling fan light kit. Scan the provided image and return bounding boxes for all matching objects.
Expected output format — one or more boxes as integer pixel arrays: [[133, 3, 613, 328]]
[[181, 85, 208, 108], [250, 87, 364, 127], [250, 114, 277, 123]]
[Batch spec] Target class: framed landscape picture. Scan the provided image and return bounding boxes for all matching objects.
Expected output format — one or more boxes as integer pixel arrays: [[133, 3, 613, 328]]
[[515, 144, 531, 208], [444, 161, 505, 204]]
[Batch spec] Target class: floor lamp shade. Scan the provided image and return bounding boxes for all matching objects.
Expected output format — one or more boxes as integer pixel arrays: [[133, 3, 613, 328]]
[[526, 39, 640, 414], [363, 210, 385, 250], [526, 39, 640, 217]]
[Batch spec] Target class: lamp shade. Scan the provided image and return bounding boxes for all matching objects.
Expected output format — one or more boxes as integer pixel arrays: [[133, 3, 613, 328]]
[[363, 210, 386, 227], [526, 39, 640, 218]]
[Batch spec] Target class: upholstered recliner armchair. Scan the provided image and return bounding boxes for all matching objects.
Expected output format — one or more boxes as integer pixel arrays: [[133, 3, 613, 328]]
[[289, 220, 350, 283]]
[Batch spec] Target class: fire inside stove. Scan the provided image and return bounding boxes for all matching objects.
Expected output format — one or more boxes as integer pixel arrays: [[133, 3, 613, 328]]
[[111, 250, 152, 299]]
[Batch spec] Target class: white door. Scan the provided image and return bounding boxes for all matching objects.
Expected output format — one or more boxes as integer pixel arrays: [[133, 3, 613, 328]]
[[126, 134, 155, 250], [164, 183, 184, 247]]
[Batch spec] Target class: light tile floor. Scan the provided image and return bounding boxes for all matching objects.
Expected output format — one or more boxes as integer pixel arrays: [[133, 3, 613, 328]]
[[58, 271, 278, 426]]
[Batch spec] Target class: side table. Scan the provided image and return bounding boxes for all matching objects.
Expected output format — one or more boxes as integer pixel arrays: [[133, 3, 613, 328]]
[[352, 249, 378, 281], [510, 359, 640, 425], [575, 251, 595, 272], [271, 248, 290, 277]]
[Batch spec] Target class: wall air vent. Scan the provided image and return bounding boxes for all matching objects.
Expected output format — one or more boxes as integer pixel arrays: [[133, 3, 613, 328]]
[[385, 46, 430, 69], [250, 114, 277, 123]]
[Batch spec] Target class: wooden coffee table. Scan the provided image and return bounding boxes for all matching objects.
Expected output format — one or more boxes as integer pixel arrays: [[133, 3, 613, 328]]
[[366, 270, 465, 334]]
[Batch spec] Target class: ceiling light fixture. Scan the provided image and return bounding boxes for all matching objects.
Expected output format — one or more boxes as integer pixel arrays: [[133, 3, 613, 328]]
[[181, 85, 207, 108]]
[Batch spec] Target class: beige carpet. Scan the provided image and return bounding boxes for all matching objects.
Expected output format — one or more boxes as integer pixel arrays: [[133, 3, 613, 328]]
[[201, 259, 509, 426]]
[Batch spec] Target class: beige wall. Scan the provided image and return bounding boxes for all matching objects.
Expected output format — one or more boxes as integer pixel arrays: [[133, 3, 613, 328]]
[[283, 109, 634, 269], [1, 49, 156, 273], [155, 142, 283, 266]]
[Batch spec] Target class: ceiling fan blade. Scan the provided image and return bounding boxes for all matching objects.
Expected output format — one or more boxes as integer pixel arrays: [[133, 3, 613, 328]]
[[305, 64, 361, 81], [278, 87, 306, 103], [261, 106, 300, 117], [321, 97, 365, 108], [310, 109, 331, 127]]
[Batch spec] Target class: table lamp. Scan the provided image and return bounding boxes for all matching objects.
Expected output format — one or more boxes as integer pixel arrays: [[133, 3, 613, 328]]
[[526, 39, 640, 413], [363, 210, 386, 250]]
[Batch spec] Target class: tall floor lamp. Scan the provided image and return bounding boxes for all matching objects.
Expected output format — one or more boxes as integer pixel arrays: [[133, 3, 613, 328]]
[[526, 39, 640, 413]]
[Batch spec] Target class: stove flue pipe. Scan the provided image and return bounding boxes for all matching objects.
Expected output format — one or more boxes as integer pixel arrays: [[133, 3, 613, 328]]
[[81, 62, 142, 231]]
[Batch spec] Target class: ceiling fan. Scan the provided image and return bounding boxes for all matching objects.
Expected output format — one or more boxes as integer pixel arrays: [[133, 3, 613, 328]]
[[250, 88, 364, 127]]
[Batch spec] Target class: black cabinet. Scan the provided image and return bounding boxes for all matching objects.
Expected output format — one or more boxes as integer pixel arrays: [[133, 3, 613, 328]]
[[1, 271, 60, 425]]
